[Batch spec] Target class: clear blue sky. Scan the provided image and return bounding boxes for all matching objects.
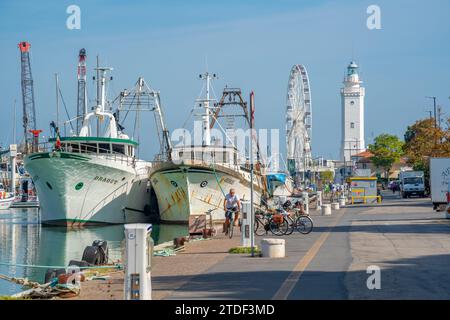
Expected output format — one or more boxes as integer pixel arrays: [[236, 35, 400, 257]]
[[0, 0, 449, 160]]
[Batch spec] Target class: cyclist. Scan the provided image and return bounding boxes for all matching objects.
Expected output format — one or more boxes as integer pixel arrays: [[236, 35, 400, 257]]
[[223, 188, 241, 234]]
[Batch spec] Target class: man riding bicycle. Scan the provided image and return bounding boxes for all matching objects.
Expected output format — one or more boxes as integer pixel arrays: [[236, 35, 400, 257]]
[[223, 188, 241, 234]]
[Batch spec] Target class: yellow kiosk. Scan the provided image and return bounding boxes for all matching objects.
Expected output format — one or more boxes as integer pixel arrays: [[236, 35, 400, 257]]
[[349, 177, 381, 204]]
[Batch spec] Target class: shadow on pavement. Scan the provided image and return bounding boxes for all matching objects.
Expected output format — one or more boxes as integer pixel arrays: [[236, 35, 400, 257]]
[[153, 253, 450, 300], [312, 221, 450, 234]]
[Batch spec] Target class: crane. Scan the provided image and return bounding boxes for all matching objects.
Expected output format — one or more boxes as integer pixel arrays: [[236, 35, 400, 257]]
[[76, 48, 87, 134], [18, 41, 37, 154]]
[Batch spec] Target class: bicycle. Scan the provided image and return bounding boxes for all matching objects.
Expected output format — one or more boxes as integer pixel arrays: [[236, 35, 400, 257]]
[[254, 209, 272, 236], [254, 207, 292, 236], [268, 209, 289, 236], [224, 208, 240, 239], [285, 201, 314, 234]]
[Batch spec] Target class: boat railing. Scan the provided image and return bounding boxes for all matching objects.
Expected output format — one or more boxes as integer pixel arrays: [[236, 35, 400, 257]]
[[36, 141, 137, 167]]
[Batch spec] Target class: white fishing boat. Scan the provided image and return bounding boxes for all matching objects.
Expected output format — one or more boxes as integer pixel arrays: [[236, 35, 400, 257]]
[[24, 67, 153, 226], [0, 183, 14, 210], [150, 73, 266, 224]]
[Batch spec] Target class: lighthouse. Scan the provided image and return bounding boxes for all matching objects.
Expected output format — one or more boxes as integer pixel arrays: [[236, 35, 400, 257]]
[[340, 61, 365, 161]]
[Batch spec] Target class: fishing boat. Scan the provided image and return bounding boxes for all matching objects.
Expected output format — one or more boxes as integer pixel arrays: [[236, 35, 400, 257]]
[[24, 67, 153, 226], [0, 183, 14, 210], [150, 73, 266, 224]]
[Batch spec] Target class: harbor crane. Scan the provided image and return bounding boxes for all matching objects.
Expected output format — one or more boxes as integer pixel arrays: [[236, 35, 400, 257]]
[[18, 41, 37, 154]]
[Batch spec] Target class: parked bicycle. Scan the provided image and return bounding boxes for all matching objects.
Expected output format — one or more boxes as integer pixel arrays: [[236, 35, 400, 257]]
[[254, 200, 313, 236], [284, 200, 313, 235]]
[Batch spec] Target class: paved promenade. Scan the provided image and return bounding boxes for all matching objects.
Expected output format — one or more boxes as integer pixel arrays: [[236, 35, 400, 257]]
[[74, 192, 450, 300]]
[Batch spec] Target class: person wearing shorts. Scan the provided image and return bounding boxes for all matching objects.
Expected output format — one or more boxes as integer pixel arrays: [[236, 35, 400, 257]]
[[223, 188, 241, 232]]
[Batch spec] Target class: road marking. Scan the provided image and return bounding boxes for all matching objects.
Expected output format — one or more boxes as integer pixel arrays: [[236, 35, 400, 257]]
[[272, 211, 345, 300]]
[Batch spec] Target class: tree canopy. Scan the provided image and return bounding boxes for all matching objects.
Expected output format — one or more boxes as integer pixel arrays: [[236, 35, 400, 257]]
[[403, 118, 450, 169], [368, 134, 404, 178]]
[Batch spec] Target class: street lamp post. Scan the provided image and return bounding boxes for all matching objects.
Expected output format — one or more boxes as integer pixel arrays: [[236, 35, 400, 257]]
[[426, 96, 438, 153]]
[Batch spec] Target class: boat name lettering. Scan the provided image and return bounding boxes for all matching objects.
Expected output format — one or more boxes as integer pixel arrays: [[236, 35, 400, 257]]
[[94, 176, 118, 184]]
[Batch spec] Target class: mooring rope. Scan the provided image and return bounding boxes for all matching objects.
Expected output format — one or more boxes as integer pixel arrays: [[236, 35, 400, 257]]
[[211, 157, 226, 197], [0, 262, 122, 270]]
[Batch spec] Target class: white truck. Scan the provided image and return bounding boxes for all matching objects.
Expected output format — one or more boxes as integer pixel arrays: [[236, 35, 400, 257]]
[[399, 170, 425, 198], [430, 157, 450, 211]]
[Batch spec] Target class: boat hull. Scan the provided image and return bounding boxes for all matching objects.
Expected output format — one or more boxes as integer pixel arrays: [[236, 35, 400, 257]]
[[0, 196, 14, 210], [24, 152, 151, 226], [150, 161, 263, 224]]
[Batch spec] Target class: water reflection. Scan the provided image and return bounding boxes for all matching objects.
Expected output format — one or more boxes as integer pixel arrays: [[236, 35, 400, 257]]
[[0, 208, 188, 296]]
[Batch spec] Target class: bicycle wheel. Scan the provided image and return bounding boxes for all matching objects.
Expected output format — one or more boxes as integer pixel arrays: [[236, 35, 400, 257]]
[[228, 223, 234, 238], [284, 216, 295, 235], [269, 218, 289, 236], [296, 215, 313, 234], [255, 219, 266, 236]]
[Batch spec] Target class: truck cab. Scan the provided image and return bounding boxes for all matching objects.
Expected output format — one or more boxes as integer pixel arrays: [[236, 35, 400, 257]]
[[399, 171, 425, 198]]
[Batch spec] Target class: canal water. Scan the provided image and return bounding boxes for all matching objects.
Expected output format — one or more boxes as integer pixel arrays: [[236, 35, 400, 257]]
[[0, 208, 188, 296]]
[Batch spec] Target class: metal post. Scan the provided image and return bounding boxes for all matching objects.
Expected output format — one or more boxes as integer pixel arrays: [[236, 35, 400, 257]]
[[9, 144, 17, 195], [124, 224, 153, 300], [249, 92, 255, 257], [302, 191, 309, 215], [55, 73, 60, 130]]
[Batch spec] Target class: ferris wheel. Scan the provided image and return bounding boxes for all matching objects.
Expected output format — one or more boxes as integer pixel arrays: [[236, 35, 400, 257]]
[[286, 64, 312, 179]]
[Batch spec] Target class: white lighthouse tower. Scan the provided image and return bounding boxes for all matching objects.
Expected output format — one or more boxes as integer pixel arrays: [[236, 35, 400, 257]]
[[340, 61, 365, 161]]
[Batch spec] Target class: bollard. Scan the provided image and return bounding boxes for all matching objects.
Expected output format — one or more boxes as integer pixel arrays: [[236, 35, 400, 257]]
[[331, 202, 340, 210], [339, 198, 346, 207], [124, 224, 153, 300], [322, 204, 331, 215], [261, 238, 285, 258], [241, 201, 251, 247], [302, 192, 309, 215]]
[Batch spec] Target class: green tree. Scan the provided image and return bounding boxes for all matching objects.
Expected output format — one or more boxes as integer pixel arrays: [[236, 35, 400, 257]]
[[403, 118, 450, 192], [319, 170, 334, 183], [368, 134, 404, 181]]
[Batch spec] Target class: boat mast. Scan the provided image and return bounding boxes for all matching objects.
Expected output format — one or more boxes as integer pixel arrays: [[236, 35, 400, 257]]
[[199, 72, 217, 146]]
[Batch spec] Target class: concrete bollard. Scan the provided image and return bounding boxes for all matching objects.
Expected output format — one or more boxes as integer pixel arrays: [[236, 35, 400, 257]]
[[322, 204, 331, 215], [339, 198, 346, 207], [331, 202, 340, 210], [261, 238, 285, 258]]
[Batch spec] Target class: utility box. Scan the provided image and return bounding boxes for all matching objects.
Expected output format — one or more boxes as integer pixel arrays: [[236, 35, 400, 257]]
[[124, 224, 153, 300], [349, 177, 379, 204], [241, 201, 251, 247]]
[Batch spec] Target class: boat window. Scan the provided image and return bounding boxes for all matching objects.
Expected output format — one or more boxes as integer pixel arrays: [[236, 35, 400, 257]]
[[98, 143, 111, 154], [112, 144, 125, 155]]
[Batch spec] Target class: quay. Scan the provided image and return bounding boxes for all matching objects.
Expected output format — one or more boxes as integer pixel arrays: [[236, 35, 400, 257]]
[[68, 192, 450, 300]]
